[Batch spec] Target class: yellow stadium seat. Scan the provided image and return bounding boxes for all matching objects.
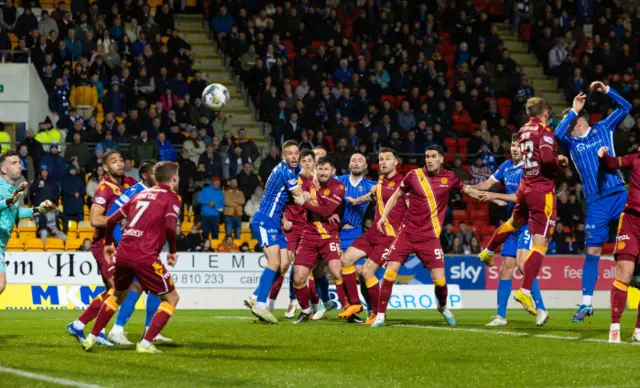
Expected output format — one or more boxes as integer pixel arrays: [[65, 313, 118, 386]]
[[78, 221, 94, 240], [10, 230, 18, 240], [17, 219, 37, 240], [25, 239, 44, 252], [6, 239, 24, 252], [67, 220, 79, 237], [249, 239, 258, 248], [181, 222, 193, 233], [66, 238, 83, 252], [161, 36, 169, 44], [45, 238, 65, 251]]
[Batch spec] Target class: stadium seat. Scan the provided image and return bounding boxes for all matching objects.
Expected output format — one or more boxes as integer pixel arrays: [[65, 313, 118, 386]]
[[520, 24, 532, 41], [25, 239, 45, 252], [45, 238, 66, 251], [181, 222, 193, 233], [67, 220, 79, 238], [17, 219, 37, 240], [66, 238, 83, 252], [6, 239, 24, 252]]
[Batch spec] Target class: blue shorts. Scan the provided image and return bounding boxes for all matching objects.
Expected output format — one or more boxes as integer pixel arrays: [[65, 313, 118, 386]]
[[340, 227, 364, 265], [500, 225, 531, 258], [585, 190, 627, 247], [251, 216, 287, 249]]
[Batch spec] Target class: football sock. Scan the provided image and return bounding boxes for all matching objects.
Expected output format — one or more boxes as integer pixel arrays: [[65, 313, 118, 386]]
[[308, 275, 319, 305], [531, 278, 546, 311], [294, 283, 311, 313], [635, 301, 640, 329], [497, 279, 511, 318], [143, 302, 175, 343], [77, 291, 107, 326], [334, 278, 349, 307], [378, 269, 397, 314], [315, 274, 330, 303], [611, 280, 628, 324], [581, 253, 599, 305], [360, 277, 371, 311], [91, 296, 120, 336], [268, 273, 285, 300], [487, 220, 518, 252], [434, 278, 448, 308], [256, 267, 278, 306], [288, 266, 296, 300], [145, 293, 161, 328], [114, 289, 140, 329], [341, 266, 361, 305], [522, 245, 547, 290], [365, 277, 380, 314]]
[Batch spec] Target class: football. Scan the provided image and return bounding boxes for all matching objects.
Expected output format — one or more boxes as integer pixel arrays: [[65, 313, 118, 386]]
[[202, 83, 230, 111]]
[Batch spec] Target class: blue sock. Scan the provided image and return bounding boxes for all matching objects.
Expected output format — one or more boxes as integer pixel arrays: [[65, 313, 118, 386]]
[[497, 279, 511, 318], [145, 293, 161, 327], [288, 267, 295, 300], [581, 254, 599, 303], [315, 274, 330, 303], [252, 284, 259, 298], [256, 268, 277, 303], [114, 289, 140, 328], [531, 278, 546, 311]]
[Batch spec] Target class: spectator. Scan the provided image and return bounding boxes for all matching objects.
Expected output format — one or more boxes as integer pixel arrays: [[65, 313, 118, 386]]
[[64, 132, 90, 169], [259, 146, 279, 183], [156, 132, 176, 161], [224, 178, 245, 239], [239, 242, 250, 252], [2, 0, 17, 32], [182, 129, 205, 165], [176, 225, 189, 252], [224, 145, 245, 179], [18, 144, 35, 183], [177, 149, 197, 220], [440, 223, 455, 253], [212, 6, 234, 41], [397, 101, 416, 131], [61, 164, 85, 233], [237, 128, 259, 163], [186, 223, 204, 251], [102, 78, 125, 116], [15, 7, 38, 38], [197, 239, 215, 252], [129, 129, 159, 166], [31, 166, 59, 205], [477, 142, 497, 171], [217, 236, 239, 253], [450, 237, 465, 254], [470, 237, 482, 254], [470, 157, 492, 185], [64, 28, 82, 61], [85, 166, 103, 207], [197, 177, 224, 241], [237, 163, 260, 202], [213, 110, 232, 138], [547, 37, 568, 78], [39, 11, 58, 37], [244, 186, 263, 224], [189, 71, 207, 100], [49, 77, 70, 117], [41, 144, 66, 184], [78, 238, 91, 252], [38, 210, 66, 245]]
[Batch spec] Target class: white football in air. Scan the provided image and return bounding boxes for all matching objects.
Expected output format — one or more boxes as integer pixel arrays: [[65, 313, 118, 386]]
[[202, 83, 230, 111]]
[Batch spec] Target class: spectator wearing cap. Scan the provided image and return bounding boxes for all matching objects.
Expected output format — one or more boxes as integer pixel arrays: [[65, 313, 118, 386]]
[[62, 163, 85, 233], [224, 178, 245, 239], [64, 132, 90, 170], [103, 78, 126, 116], [129, 129, 159, 166], [197, 177, 225, 240], [31, 165, 59, 205], [156, 132, 176, 162], [41, 144, 66, 184]]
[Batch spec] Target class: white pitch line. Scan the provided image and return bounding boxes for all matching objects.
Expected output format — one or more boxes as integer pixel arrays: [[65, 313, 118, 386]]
[[213, 316, 256, 320], [393, 324, 640, 345], [0, 365, 104, 388]]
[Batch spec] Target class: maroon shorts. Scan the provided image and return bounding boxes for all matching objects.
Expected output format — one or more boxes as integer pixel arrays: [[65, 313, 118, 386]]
[[295, 236, 342, 268], [512, 188, 557, 239], [350, 229, 394, 266], [114, 256, 175, 296], [386, 230, 444, 269], [91, 242, 114, 285], [614, 212, 640, 261], [284, 224, 305, 252]]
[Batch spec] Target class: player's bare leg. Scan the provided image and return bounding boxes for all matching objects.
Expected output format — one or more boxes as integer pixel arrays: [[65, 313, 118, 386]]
[[250, 244, 281, 323], [514, 234, 549, 316], [372, 260, 401, 327], [479, 217, 522, 266], [330, 259, 362, 319], [487, 257, 515, 326], [610, 258, 634, 343], [360, 259, 381, 324], [292, 265, 312, 323]]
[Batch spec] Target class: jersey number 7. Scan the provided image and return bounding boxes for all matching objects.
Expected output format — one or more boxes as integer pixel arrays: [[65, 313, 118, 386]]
[[129, 201, 150, 227]]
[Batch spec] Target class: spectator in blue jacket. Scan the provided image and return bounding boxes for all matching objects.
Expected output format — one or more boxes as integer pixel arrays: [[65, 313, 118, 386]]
[[64, 28, 82, 61], [132, 31, 147, 58], [197, 177, 225, 240], [157, 132, 177, 161], [41, 144, 66, 184], [61, 164, 85, 233], [212, 6, 234, 39], [48, 77, 70, 117], [333, 59, 353, 83]]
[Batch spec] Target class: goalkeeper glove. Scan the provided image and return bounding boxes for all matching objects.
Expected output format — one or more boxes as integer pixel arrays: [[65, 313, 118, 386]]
[[33, 200, 57, 217], [5, 182, 28, 207]]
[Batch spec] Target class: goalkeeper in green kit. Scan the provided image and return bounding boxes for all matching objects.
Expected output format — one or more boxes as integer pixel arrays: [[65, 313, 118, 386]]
[[0, 151, 56, 295]]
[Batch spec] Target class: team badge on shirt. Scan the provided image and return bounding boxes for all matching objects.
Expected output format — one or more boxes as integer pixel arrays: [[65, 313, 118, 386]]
[[618, 241, 626, 250], [441, 177, 448, 185], [388, 182, 395, 188], [324, 189, 330, 196]]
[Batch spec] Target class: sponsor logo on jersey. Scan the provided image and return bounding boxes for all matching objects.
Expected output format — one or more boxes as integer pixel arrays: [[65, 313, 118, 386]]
[[617, 234, 630, 241], [543, 136, 554, 144], [576, 141, 601, 153], [173, 205, 181, 215], [95, 197, 106, 205]]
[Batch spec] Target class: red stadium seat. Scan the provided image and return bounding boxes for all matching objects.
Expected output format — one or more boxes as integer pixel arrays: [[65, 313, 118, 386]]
[[395, 95, 406, 106], [458, 137, 470, 147], [445, 138, 457, 148], [520, 24, 532, 42]]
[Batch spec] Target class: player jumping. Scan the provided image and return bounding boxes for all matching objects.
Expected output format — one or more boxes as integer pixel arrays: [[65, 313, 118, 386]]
[[104, 160, 170, 345], [340, 148, 406, 324], [0, 152, 55, 296], [67, 150, 137, 345], [555, 81, 631, 322], [247, 140, 304, 324], [372, 145, 481, 327], [474, 135, 548, 326], [291, 156, 360, 323], [478, 98, 567, 316], [81, 161, 182, 354]]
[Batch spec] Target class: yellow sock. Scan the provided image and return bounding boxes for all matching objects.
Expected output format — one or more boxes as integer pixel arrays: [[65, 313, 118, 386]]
[[383, 269, 397, 282], [341, 266, 356, 275], [158, 301, 175, 316], [433, 278, 446, 287], [365, 277, 378, 288]]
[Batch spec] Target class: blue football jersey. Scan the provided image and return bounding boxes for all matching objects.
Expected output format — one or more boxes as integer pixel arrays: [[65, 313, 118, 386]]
[[555, 87, 630, 198], [336, 174, 377, 228], [255, 160, 300, 220], [490, 159, 523, 215], [107, 182, 148, 243]]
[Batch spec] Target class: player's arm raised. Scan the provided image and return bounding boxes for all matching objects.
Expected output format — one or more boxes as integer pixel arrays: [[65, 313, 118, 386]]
[[555, 92, 586, 141], [591, 82, 632, 130], [598, 146, 637, 170]]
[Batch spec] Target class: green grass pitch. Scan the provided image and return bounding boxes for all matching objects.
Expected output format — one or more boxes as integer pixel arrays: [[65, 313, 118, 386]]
[[0, 309, 639, 387]]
